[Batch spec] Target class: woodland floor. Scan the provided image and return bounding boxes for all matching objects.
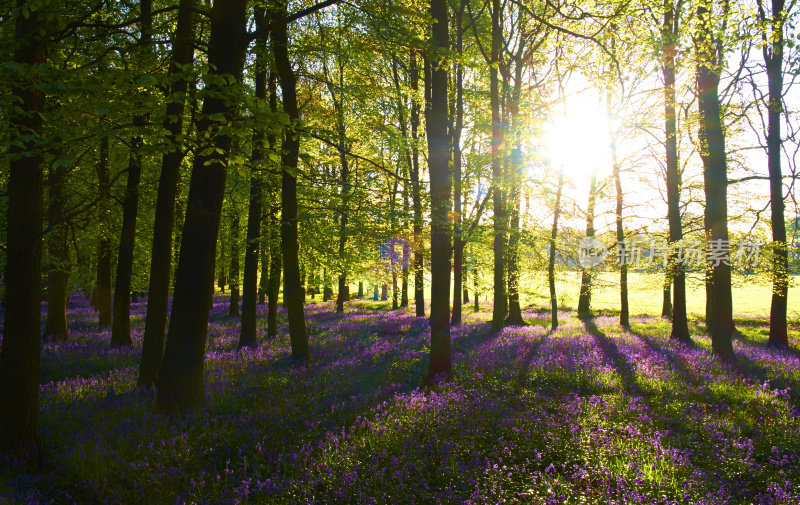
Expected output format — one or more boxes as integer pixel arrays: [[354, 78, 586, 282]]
[[1, 294, 800, 504]]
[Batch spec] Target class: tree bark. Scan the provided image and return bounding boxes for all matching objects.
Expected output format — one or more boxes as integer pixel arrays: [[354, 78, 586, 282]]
[[0, 0, 47, 461], [663, 0, 689, 342], [228, 214, 240, 317], [334, 84, 349, 314], [272, 0, 310, 363], [451, 9, 464, 326], [93, 135, 113, 328], [577, 173, 597, 316], [156, 0, 250, 411], [758, 0, 789, 348], [409, 51, 425, 317], [267, 209, 282, 338], [111, 0, 152, 348], [609, 93, 629, 328], [427, 0, 452, 378], [695, 0, 734, 360], [239, 10, 267, 348], [44, 162, 70, 341], [490, 0, 507, 330], [549, 174, 564, 330], [138, 0, 196, 387], [473, 260, 480, 311]]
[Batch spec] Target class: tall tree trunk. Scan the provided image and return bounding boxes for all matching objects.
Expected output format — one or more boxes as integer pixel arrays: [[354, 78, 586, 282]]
[[473, 259, 480, 311], [94, 135, 113, 328], [111, 0, 152, 348], [427, 0, 451, 378], [401, 199, 410, 307], [758, 0, 789, 348], [505, 55, 526, 327], [609, 94, 629, 328], [0, 0, 47, 460], [156, 0, 250, 411], [110, 142, 142, 347], [240, 176, 262, 344], [272, 1, 310, 363], [267, 209, 282, 338], [239, 11, 267, 348], [549, 174, 564, 330], [663, 0, 689, 341], [266, 72, 281, 337], [662, 277, 673, 317], [577, 173, 597, 316], [451, 9, 464, 326], [490, 0, 507, 330], [463, 254, 469, 304], [44, 162, 70, 341], [335, 87, 349, 314], [258, 232, 268, 305], [410, 51, 425, 317], [138, 0, 196, 386], [391, 55, 413, 309], [505, 152, 524, 326], [695, 0, 734, 360], [228, 214, 240, 317]]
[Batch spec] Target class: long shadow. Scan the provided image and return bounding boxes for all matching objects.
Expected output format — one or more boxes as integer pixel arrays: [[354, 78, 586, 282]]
[[514, 332, 549, 388], [733, 327, 800, 361], [581, 319, 640, 396], [627, 326, 704, 389]]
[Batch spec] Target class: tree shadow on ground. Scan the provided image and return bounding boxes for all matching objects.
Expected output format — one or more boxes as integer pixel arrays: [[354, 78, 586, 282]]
[[581, 318, 640, 396]]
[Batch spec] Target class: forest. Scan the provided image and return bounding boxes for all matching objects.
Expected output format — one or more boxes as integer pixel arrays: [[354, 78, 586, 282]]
[[1, 0, 800, 502]]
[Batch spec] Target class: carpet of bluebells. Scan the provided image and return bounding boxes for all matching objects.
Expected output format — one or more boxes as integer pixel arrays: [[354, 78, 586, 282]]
[[1, 293, 800, 504]]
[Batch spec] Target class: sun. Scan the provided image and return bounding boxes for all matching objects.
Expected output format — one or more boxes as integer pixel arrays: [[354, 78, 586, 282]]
[[544, 97, 611, 179]]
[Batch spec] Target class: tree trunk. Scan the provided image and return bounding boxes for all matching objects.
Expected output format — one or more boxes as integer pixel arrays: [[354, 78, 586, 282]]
[[44, 162, 69, 341], [267, 209, 281, 338], [409, 51, 425, 317], [695, 0, 734, 360], [490, 0, 507, 330], [663, 0, 689, 342], [609, 93, 629, 328], [332, 68, 350, 314], [240, 174, 262, 346], [662, 279, 672, 317], [93, 135, 113, 328], [577, 173, 597, 316], [463, 257, 469, 303], [450, 11, 464, 327], [258, 237, 268, 304], [228, 214, 240, 317], [272, 1, 310, 363], [239, 11, 267, 348], [427, 0, 452, 378], [473, 260, 480, 311], [391, 55, 413, 310], [0, 0, 47, 461], [505, 153, 524, 326], [110, 142, 142, 347], [138, 0, 196, 387], [111, 0, 152, 348], [759, 0, 789, 348], [156, 0, 250, 411], [549, 174, 564, 330]]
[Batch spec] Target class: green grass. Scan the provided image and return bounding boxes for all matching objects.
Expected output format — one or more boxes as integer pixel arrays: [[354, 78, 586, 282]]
[[517, 271, 800, 317]]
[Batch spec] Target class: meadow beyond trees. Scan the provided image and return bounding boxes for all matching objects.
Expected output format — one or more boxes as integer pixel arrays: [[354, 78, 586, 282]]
[[2, 0, 800, 503]]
